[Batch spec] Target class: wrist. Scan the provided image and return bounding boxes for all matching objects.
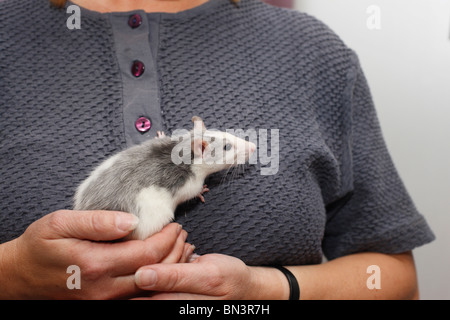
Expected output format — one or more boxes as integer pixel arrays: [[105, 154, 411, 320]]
[[272, 266, 300, 300], [248, 266, 290, 300], [0, 238, 21, 299]]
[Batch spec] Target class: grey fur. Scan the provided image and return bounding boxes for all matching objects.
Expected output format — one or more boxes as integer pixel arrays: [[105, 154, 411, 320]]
[[73, 137, 194, 214]]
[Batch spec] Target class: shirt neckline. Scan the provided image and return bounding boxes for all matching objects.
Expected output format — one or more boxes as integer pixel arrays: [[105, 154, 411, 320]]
[[66, 0, 223, 20]]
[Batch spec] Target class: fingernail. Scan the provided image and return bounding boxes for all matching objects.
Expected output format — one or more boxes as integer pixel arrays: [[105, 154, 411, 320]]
[[181, 229, 188, 241], [135, 269, 157, 288], [177, 224, 183, 235], [116, 214, 139, 232], [187, 244, 196, 256]]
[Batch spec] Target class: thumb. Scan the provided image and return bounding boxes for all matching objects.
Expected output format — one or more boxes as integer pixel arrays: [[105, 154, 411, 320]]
[[41, 210, 139, 241]]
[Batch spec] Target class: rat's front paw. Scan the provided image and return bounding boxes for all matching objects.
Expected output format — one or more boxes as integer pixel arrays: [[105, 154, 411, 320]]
[[197, 184, 210, 203], [155, 131, 166, 138]]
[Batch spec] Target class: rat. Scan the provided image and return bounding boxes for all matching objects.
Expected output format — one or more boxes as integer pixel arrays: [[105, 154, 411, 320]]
[[73, 116, 256, 240]]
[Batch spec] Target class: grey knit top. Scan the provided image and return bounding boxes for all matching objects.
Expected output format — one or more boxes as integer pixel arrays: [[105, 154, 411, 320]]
[[0, 0, 434, 265]]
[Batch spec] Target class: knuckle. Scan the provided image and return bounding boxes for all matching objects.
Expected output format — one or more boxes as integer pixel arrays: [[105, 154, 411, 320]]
[[142, 244, 159, 264], [143, 237, 173, 264], [67, 244, 87, 265], [81, 260, 105, 282], [203, 263, 225, 292], [165, 268, 183, 291], [69, 249, 105, 282], [88, 211, 107, 234], [47, 210, 70, 235]]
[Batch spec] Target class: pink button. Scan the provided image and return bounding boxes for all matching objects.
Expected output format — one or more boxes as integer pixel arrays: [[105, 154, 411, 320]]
[[131, 60, 145, 77], [135, 116, 151, 133], [128, 14, 142, 29]]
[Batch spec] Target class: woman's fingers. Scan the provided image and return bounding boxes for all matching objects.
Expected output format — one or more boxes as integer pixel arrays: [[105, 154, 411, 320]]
[[95, 223, 186, 276], [39, 210, 139, 241]]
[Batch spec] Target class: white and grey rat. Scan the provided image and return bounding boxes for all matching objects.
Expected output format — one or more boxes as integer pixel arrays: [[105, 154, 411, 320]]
[[73, 116, 256, 240]]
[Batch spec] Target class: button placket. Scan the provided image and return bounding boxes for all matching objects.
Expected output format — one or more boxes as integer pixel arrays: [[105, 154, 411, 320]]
[[129, 14, 147, 135], [110, 12, 163, 146]]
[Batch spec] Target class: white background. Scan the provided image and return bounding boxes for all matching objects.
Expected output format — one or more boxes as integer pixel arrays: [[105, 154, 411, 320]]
[[294, 0, 450, 299]]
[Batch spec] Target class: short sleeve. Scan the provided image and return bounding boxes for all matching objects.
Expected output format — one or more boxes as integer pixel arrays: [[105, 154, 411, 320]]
[[322, 53, 435, 260]]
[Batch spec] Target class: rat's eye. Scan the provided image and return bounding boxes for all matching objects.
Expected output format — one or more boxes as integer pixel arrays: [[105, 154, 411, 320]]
[[223, 143, 232, 151]]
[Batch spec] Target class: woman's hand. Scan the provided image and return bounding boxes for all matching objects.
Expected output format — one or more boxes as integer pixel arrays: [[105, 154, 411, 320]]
[[132, 251, 419, 300], [0, 210, 192, 299], [134, 253, 290, 300]]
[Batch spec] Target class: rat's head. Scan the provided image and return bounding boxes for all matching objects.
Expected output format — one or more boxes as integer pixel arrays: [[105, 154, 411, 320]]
[[190, 116, 256, 175]]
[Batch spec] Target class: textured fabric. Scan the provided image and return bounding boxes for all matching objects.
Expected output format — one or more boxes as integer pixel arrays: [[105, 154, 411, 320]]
[[109, 12, 163, 146], [0, 0, 434, 265]]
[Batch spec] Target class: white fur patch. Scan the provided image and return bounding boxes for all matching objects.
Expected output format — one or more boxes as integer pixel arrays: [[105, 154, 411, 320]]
[[130, 186, 176, 240], [173, 173, 204, 205]]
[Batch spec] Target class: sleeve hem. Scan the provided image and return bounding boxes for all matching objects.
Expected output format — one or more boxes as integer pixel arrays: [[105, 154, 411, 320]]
[[323, 215, 436, 260]]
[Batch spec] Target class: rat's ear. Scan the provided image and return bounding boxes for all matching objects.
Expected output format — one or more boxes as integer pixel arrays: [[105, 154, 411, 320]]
[[192, 116, 206, 132], [191, 138, 207, 159]]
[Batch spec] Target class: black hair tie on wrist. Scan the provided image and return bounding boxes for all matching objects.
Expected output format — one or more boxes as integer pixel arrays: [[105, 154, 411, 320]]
[[273, 266, 300, 300]]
